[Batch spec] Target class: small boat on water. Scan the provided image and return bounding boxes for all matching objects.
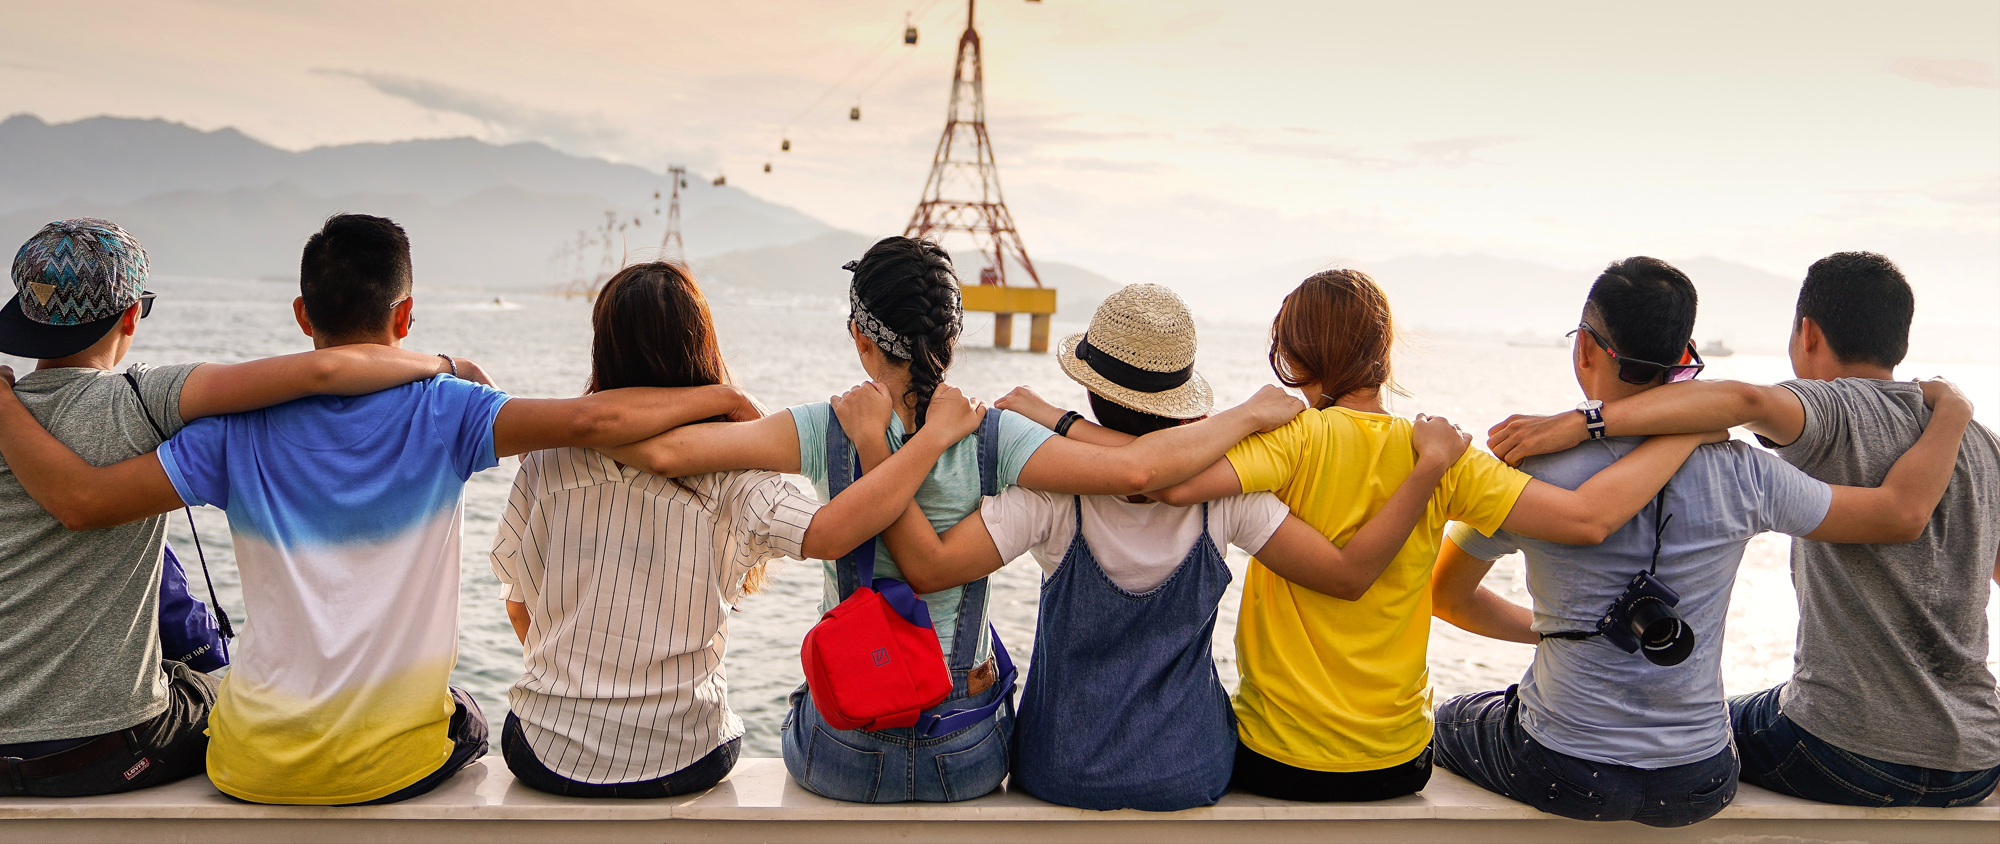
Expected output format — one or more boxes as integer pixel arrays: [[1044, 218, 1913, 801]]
[[1698, 339, 1734, 358]]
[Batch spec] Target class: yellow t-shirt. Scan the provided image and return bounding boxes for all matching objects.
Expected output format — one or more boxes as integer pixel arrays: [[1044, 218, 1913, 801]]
[[1226, 407, 1531, 772]]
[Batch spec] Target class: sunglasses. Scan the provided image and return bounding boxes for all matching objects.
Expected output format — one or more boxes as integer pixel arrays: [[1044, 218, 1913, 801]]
[[137, 291, 155, 319], [1568, 322, 1704, 385]]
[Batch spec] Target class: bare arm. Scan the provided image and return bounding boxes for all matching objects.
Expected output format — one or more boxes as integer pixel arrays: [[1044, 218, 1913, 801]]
[[599, 410, 804, 476], [1430, 537, 1537, 644], [1250, 414, 1469, 600], [1013, 386, 1304, 496], [993, 386, 1136, 448], [491, 384, 759, 459], [875, 501, 1008, 594], [797, 385, 986, 561], [177, 345, 459, 420], [0, 368, 183, 529], [506, 600, 529, 644], [1801, 383, 1972, 544], [1500, 432, 1722, 545], [1487, 380, 1806, 465]]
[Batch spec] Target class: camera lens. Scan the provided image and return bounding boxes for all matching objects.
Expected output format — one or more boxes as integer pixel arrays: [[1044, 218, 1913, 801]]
[[1627, 597, 1695, 667]]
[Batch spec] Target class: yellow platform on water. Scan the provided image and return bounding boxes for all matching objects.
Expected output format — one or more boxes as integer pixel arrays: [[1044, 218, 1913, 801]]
[[961, 285, 1057, 352]]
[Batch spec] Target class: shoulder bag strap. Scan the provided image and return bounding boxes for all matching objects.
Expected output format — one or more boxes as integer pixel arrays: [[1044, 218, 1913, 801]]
[[122, 372, 234, 640]]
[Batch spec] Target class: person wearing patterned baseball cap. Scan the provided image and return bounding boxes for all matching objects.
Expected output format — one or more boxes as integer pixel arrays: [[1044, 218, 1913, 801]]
[[0, 219, 155, 359], [0, 219, 487, 798]]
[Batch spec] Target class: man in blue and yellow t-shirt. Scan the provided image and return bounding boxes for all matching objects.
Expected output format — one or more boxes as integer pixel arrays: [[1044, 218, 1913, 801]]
[[0, 214, 758, 805]]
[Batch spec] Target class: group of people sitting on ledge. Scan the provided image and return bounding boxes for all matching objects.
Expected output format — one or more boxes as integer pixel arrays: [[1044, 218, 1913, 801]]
[[0, 214, 1993, 827]]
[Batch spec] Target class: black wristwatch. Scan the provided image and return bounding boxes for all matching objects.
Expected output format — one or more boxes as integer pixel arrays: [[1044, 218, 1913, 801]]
[[1577, 399, 1608, 440], [1054, 410, 1084, 437]]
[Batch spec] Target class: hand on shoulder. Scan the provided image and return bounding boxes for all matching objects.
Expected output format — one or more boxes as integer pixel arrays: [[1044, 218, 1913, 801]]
[[1411, 413, 1472, 468], [830, 381, 894, 438], [1241, 385, 1307, 433]]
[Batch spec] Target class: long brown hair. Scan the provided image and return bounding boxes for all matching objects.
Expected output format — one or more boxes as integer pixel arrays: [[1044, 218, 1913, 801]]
[[1268, 269, 1400, 409], [587, 262, 767, 593]]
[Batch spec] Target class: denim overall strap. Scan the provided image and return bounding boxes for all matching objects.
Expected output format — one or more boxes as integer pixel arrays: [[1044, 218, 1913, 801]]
[[912, 408, 1018, 736], [976, 408, 1002, 496], [1008, 494, 1235, 811], [824, 416, 933, 628]]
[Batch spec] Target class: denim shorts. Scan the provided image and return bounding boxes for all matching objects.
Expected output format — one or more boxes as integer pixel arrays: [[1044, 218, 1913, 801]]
[[780, 677, 1014, 803], [1731, 684, 2000, 808], [1434, 686, 1737, 828]]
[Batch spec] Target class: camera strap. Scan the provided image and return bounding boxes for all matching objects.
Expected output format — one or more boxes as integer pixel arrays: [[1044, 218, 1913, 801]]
[[1539, 485, 1672, 643], [123, 371, 236, 640]]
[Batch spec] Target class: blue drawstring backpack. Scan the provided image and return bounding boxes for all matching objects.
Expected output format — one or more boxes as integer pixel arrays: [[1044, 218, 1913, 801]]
[[124, 371, 233, 673], [159, 542, 228, 672]]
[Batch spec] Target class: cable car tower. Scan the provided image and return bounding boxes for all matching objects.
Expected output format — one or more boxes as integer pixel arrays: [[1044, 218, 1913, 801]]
[[905, 0, 1055, 352], [660, 165, 688, 260]]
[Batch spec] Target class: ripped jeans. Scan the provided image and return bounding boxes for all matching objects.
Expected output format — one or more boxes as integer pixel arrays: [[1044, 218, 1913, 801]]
[[1433, 686, 1738, 828]]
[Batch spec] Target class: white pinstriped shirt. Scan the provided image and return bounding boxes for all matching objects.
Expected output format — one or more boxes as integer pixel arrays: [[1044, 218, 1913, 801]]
[[490, 448, 819, 784]]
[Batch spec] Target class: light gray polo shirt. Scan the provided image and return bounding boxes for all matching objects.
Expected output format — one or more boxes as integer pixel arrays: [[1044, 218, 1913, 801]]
[[1449, 438, 1831, 769], [1770, 378, 2000, 772], [0, 363, 197, 743]]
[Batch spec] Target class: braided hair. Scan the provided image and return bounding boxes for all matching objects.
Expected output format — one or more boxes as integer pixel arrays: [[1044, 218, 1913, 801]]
[[848, 236, 962, 433]]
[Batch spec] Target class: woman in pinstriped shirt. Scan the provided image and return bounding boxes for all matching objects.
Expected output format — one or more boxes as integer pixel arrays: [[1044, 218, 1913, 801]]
[[487, 262, 986, 798]]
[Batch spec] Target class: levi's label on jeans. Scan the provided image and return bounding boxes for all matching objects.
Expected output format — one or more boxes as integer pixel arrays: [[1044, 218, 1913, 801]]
[[1225, 407, 1531, 772], [157, 375, 508, 804]]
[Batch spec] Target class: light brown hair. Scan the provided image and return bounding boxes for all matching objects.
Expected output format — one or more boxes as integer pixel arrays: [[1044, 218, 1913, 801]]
[[1268, 269, 1398, 409]]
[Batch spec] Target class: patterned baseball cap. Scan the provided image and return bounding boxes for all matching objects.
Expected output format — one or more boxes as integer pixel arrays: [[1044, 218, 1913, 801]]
[[0, 218, 150, 359]]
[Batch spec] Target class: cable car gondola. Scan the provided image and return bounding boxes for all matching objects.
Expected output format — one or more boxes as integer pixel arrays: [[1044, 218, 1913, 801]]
[[904, 13, 918, 45], [763, 161, 772, 173], [850, 105, 861, 120], [781, 137, 791, 151]]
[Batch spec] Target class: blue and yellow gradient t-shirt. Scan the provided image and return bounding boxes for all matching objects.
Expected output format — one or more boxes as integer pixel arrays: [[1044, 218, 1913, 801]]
[[158, 375, 509, 804]]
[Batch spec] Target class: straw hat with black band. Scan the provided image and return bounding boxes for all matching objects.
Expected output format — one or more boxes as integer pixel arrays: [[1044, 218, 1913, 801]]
[[1057, 283, 1213, 420]]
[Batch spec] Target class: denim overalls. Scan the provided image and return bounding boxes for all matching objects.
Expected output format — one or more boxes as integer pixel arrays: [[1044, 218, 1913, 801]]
[[780, 411, 1017, 803], [1010, 497, 1237, 811]]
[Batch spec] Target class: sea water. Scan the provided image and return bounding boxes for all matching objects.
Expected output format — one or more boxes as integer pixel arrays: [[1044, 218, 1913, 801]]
[[6, 275, 1995, 757]]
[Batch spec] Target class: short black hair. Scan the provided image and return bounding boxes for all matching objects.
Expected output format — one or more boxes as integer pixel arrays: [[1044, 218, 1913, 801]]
[[299, 214, 413, 339], [1583, 257, 1698, 380], [1796, 251, 1912, 368], [1087, 392, 1182, 437]]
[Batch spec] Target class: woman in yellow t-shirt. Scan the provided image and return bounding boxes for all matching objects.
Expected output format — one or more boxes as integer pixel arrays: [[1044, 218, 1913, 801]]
[[1155, 270, 1715, 801]]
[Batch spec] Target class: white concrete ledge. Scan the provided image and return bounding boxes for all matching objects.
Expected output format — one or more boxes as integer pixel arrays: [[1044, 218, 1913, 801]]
[[0, 757, 1992, 843]]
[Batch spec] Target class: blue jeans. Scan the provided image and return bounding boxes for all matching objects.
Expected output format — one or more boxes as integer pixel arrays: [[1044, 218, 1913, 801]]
[[1731, 684, 2000, 808], [781, 676, 1014, 803], [1434, 687, 1738, 828]]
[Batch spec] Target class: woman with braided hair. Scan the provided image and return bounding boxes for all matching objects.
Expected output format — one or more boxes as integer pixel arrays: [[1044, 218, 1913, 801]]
[[603, 235, 1307, 803]]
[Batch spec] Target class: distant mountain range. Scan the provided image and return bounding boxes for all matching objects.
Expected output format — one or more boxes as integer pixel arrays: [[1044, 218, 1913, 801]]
[[0, 114, 1127, 311], [6, 113, 1978, 363]]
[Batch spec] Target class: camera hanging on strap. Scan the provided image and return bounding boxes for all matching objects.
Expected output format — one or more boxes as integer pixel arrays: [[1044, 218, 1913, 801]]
[[1539, 486, 1695, 667]]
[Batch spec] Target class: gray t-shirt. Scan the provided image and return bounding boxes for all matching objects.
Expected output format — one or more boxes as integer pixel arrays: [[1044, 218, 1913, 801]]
[[1771, 378, 2000, 771], [1449, 439, 1832, 769], [0, 363, 198, 743]]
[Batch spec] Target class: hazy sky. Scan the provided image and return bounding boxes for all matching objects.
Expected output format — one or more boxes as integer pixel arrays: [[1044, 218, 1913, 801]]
[[5, 0, 1997, 323]]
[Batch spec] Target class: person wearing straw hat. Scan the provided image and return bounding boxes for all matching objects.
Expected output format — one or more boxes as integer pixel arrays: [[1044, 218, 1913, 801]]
[[865, 284, 1474, 811]]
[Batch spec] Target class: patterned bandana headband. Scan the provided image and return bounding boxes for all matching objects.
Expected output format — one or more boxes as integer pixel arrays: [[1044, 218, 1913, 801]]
[[844, 259, 915, 360]]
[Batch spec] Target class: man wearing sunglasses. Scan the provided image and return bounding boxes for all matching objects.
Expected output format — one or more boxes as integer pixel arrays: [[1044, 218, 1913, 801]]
[[1484, 251, 2000, 808], [1428, 256, 1976, 826], [0, 218, 477, 798]]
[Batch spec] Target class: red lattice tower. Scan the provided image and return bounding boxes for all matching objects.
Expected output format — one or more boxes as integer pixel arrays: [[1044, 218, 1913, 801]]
[[905, 0, 1054, 350]]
